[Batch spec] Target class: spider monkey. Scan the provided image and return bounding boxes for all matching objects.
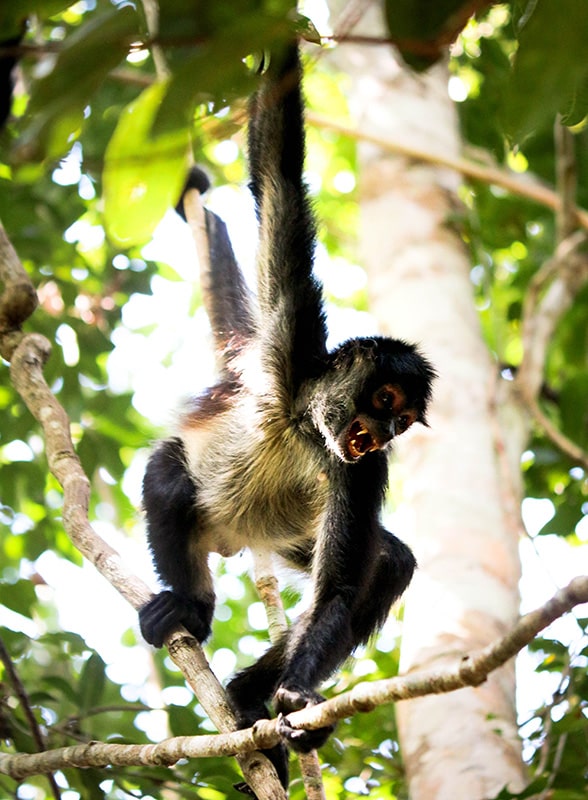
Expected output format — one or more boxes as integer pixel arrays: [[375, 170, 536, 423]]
[[139, 43, 435, 789]]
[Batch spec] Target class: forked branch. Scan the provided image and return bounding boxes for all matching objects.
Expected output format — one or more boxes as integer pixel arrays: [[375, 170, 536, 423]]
[[0, 220, 285, 800], [1, 575, 586, 781]]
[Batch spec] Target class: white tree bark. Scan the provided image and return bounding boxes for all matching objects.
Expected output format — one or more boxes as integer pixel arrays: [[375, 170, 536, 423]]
[[326, 4, 527, 798]]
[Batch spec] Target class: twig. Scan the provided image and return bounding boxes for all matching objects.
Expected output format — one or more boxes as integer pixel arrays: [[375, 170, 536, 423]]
[[555, 120, 577, 241], [141, 0, 169, 80], [0, 637, 61, 800], [252, 551, 326, 800], [307, 111, 588, 231], [1, 576, 586, 782], [537, 732, 568, 800], [178, 188, 290, 798], [0, 221, 285, 800], [525, 394, 588, 470], [514, 127, 588, 467], [514, 126, 588, 463]]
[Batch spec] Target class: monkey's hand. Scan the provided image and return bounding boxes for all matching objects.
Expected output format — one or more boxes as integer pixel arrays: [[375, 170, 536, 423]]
[[274, 685, 335, 752], [139, 590, 213, 648]]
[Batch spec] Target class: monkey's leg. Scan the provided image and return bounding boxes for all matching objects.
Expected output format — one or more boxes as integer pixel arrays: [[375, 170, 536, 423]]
[[139, 437, 215, 648], [273, 531, 415, 752], [226, 638, 290, 788], [350, 529, 416, 645]]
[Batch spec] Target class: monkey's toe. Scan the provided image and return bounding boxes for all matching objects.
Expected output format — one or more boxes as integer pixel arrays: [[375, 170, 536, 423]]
[[274, 685, 335, 752], [277, 712, 334, 753]]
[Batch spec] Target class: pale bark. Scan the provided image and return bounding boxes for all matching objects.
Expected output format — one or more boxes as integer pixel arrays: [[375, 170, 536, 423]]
[[326, 3, 526, 797], [0, 220, 286, 800], [2, 575, 586, 782]]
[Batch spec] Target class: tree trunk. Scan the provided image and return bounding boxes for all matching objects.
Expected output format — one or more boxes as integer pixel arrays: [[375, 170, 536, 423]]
[[326, 4, 528, 798]]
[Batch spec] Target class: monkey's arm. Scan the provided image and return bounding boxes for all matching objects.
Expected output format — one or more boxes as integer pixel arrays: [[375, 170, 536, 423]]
[[249, 45, 328, 396], [275, 456, 416, 721], [139, 437, 215, 647]]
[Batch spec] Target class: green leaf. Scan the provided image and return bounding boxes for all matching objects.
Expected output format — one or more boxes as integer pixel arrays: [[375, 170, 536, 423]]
[[13, 5, 139, 163], [0, 579, 36, 618], [168, 703, 200, 736], [102, 80, 190, 247], [384, 0, 468, 69], [0, 1, 74, 37], [79, 652, 106, 712], [384, 0, 466, 40], [537, 501, 581, 537], [500, 0, 588, 141], [151, 12, 294, 138], [559, 373, 588, 448], [37, 675, 79, 705]]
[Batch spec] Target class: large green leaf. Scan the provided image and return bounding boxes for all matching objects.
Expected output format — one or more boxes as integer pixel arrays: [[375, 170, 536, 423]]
[[500, 0, 588, 141], [0, 0, 75, 37], [0, 579, 36, 618], [102, 80, 190, 246], [13, 5, 139, 163], [384, 0, 471, 69], [79, 652, 106, 712], [151, 12, 294, 137]]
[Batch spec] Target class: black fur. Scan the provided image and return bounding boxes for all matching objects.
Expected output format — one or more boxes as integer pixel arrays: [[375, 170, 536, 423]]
[[140, 43, 435, 791]]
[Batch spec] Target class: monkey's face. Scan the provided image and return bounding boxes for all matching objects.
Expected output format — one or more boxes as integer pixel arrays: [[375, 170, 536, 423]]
[[344, 383, 418, 461], [306, 336, 435, 464]]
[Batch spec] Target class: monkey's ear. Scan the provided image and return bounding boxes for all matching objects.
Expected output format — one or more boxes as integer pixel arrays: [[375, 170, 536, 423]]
[[175, 166, 211, 220]]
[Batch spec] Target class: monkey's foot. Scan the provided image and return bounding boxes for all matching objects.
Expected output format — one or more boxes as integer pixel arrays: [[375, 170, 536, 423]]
[[139, 590, 212, 648], [274, 685, 335, 752]]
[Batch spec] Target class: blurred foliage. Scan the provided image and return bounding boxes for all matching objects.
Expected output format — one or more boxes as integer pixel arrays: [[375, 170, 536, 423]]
[[0, 1, 587, 799]]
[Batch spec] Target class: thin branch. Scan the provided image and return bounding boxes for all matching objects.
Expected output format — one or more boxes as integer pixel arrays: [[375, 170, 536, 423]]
[[0, 637, 61, 800], [252, 551, 326, 800], [1, 576, 586, 782], [515, 240, 588, 465], [525, 395, 588, 470], [555, 120, 578, 242], [100, 69, 588, 234], [165, 190, 288, 799], [0, 221, 285, 800], [290, 576, 588, 733], [141, 0, 169, 80], [327, 0, 494, 59], [537, 732, 568, 800], [307, 111, 588, 231], [514, 124, 588, 465]]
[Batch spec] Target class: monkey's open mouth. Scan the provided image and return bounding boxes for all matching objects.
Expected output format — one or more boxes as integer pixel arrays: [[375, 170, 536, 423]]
[[347, 420, 378, 460]]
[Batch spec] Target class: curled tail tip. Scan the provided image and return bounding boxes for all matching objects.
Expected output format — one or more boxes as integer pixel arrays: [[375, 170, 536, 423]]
[[175, 166, 211, 220], [185, 166, 212, 195]]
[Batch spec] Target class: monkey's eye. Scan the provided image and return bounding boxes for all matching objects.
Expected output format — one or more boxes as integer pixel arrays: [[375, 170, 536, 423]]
[[372, 384, 402, 411], [396, 412, 416, 434]]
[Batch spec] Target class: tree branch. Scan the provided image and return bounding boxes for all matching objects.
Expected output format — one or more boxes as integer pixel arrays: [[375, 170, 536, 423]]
[[0, 221, 285, 800], [0, 636, 61, 799], [307, 111, 588, 231], [514, 123, 588, 467], [252, 551, 326, 800], [2, 576, 586, 782]]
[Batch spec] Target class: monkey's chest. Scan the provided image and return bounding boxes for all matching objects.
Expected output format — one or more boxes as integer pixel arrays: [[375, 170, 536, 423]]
[[199, 430, 328, 552]]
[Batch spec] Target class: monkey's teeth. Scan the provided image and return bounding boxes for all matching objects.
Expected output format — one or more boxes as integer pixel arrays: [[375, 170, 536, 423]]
[[347, 422, 377, 458]]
